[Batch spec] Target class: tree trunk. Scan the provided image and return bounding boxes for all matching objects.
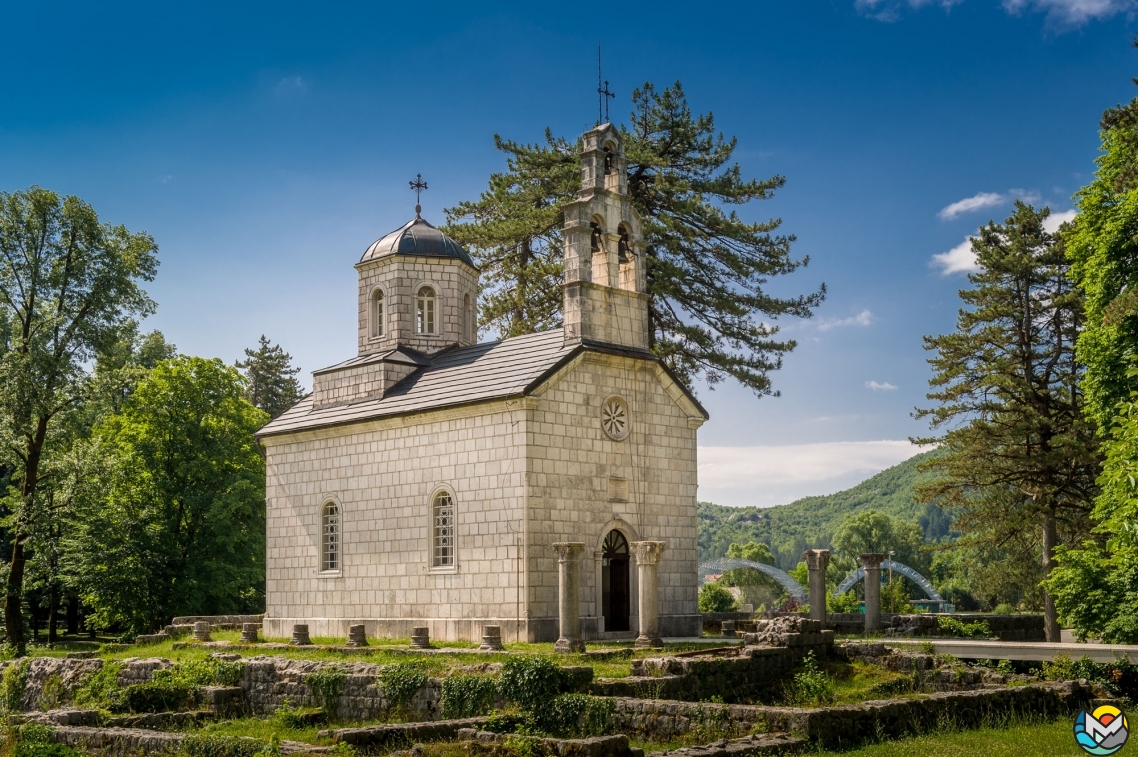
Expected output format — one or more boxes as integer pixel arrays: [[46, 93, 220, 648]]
[[66, 595, 79, 636], [5, 538, 27, 655], [1041, 513, 1062, 642], [48, 585, 58, 646]]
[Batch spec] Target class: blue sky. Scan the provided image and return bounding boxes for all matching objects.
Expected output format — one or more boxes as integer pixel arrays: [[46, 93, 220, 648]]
[[2, 0, 1135, 506]]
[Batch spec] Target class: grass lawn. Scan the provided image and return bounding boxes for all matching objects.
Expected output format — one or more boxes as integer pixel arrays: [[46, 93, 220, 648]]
[[811, 719, 1085, 757]]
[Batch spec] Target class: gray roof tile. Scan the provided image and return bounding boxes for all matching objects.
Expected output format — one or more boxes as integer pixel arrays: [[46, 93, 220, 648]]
[[257, 329, 574, 438]]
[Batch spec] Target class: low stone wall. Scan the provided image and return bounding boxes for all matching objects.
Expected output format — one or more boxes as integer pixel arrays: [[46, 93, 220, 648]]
[[592, 619, 832, 703], [457, 728, 640, 757], [2, 655, 456, 722], [887, 613, 1045, 641], [319, 716, 494, 748], [49, 725, 186, 755], [170, 614, 265, 627], [609, 680, 1093, 747], [648, 733, 805, 757]]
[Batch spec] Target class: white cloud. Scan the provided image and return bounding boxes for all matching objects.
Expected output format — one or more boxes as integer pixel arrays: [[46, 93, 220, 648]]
[[858, 0, 1134, 26], [931, 209, 1077, 275], [698, 441, 924, 508], [1002, 0, 1137, 25], [931, 237, 979, 275], [817, 309, 875, 331], [855, 0, 962, 21], [938, 189, 1041, 220], [1043, 208, 1077, 233], [938, 192, 1005, 220], [865, 380, 898, 391]]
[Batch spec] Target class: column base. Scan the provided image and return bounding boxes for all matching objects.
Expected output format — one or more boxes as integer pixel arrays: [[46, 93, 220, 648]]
[[554, 637, 585, 654], [634, 635, 663, 649]]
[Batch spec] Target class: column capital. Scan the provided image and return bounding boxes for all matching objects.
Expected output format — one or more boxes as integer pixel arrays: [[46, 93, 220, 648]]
[[631, 541, 665, 565], [553, 542, 585, 561], [803, 549, 830, 571], [859, 553, 885, 570]]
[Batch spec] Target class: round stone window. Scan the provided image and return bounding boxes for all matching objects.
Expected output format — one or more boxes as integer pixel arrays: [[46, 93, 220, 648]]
[[601, 396, 630, 441]]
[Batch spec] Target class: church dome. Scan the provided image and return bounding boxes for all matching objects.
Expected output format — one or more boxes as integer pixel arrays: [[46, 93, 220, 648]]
[[361, 212, 475, 267]]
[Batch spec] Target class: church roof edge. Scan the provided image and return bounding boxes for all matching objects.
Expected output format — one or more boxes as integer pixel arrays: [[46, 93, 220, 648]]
[[256, 329, 706, 439]]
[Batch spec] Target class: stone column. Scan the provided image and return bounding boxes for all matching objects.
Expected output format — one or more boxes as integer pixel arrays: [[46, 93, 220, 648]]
[[859, 554, 885, 632], [803, 549, 830, 623], [631, 541, 666, 648], [553, 542, 586, 653]]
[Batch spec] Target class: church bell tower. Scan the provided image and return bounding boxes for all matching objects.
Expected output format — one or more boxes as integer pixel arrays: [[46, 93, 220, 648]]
[[562, 124, 650, 352]]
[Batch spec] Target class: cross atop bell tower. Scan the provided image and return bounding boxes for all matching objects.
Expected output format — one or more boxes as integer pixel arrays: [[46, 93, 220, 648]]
[[561, 124, 649, 351]]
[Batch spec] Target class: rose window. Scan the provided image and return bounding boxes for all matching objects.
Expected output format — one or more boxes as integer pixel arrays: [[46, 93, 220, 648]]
[[602, 397, 630, 440]]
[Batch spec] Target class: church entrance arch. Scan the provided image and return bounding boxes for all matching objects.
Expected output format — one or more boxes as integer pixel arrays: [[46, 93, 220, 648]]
[[602, 530, 631, 632]]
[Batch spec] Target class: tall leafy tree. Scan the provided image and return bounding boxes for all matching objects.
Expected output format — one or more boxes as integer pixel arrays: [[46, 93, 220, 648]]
[[446, 82, 824, 395], [1067, 64, 1138, 429], [235, 335, 303, 419], [1048, 59, 1138, 642], [66, 357, 268, 634], [0, 187, 158, 653], [830, 509, 927, 572], [915, 203, 1099, 641]]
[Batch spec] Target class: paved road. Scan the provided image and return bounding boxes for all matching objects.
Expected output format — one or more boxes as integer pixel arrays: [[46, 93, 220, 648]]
[[887, 638, 1138, 664]]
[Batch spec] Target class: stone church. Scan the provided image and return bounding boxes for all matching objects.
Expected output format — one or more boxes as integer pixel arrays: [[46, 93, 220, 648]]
[[258, 124, 707, 643]]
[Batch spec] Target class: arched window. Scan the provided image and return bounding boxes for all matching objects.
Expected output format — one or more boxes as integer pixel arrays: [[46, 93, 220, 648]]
[[432, 491, 455, 567], [463, 294, 472, 341], [416, 286, 436, 334], [322, 503, 340, 572], [603, 145, 615, 174], [590, 221, 603, 252], [617, 225, 632, 263], [370, 289, 384, 338]]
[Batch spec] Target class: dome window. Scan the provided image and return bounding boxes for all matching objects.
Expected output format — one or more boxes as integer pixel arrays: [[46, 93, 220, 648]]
[[416, 286, 436, 335]]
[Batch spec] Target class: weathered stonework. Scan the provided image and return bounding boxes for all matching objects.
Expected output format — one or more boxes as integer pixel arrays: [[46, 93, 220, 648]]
[[259, 123, 705, 644]]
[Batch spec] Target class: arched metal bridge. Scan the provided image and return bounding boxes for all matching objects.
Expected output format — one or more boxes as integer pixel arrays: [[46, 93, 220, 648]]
[[834, 559, 943, 602], [697, 557, 808, 603]]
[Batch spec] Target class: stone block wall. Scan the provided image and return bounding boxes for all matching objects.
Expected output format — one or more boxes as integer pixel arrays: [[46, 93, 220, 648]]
[[526, 352, 704, 639], [888, 613, 1045, 641], [609, 681, 1093, 747], [262, 399, 530, 643]]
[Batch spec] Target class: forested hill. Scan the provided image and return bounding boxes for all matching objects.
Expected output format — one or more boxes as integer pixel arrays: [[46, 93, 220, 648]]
[[697, 449, 948, 569]]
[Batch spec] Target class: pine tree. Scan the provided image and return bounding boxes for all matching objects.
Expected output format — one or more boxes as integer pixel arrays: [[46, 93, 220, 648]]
[[915, 202, 1099, 641], [446, 82, 824, 395], [235, 336, 303, 419]]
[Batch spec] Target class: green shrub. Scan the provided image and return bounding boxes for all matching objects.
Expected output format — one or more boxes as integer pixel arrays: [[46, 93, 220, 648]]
[[791, 651, 834, 705], [1042, 653, 1076, 681], [158, 658, 245, 688], [498, 657, 568, 712], [938, 616, 993, 639], [179, 735, 264, 757], [481, 713, 530, 734], [15, 723, 79, 757], [272, 699, 327, 728], [119, 681, 196, 713], [14, 723, 81, 757], [698, 582, 738, 613], [440, 674, 497, 719], [502, 734, 550, 757], [2, 659, 30, 712], [378, 661, 427, 713], [828, 591, 862, 614], [533, 693, 614, 737], [39, 674, 67, 711], [72, 662, 123, 710], [305, 667, 347, 716]]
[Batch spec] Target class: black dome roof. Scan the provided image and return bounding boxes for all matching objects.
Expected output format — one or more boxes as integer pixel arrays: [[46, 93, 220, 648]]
[[361, 213, 475, 267]]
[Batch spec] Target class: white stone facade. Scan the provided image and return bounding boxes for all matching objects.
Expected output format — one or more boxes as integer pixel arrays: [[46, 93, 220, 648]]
[[260, 123, 705, 642], [262, 348, 704, 642]]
